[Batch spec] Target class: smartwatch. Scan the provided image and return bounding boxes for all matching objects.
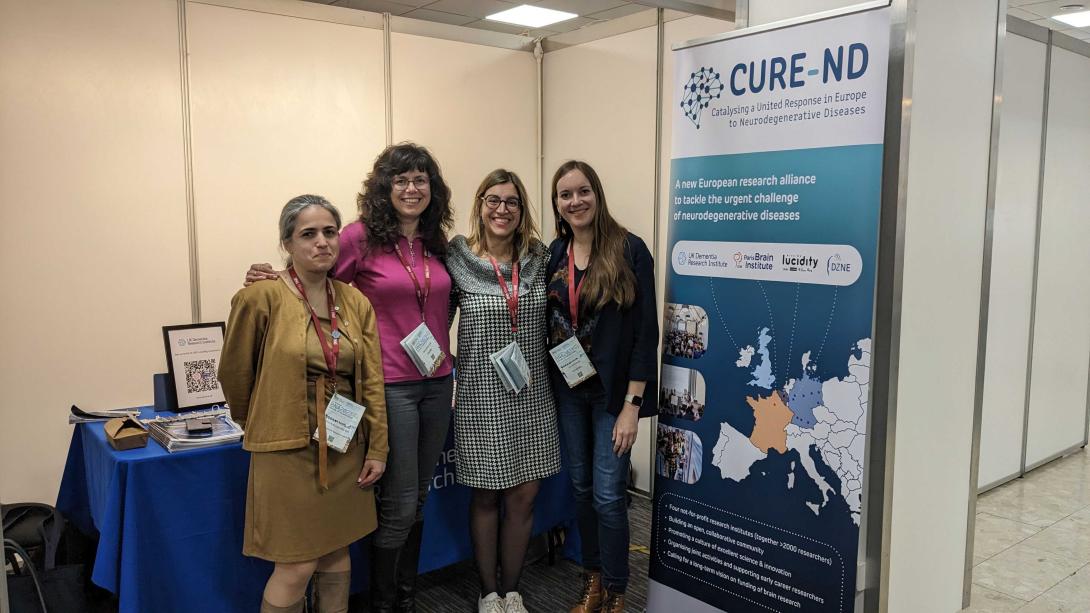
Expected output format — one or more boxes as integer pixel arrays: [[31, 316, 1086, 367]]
[[624, 394, 644, 407]]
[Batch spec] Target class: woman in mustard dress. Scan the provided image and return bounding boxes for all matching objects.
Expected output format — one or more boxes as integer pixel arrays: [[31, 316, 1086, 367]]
[[219, 195, 388, 613]]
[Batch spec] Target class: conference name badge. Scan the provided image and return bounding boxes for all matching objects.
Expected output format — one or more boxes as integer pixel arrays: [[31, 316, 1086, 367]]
[[400, 321, 445, 377], [312, 393, 366, 453], [549, 336, 597, 388], [490, 340, 531, 394]]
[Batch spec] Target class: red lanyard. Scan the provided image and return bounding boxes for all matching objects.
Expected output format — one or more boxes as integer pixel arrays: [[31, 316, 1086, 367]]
[[567, 241, 588, 330], [393, 239, 431, 322], [489, 257, 520, 334], [288, 267, 340, 376]]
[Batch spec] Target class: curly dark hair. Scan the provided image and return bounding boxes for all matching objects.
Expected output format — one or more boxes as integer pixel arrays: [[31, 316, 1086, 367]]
[[357, 142, 453, 257]]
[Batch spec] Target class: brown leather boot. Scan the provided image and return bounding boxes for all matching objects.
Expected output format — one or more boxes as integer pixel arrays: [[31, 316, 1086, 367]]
[[313, 570, 351, 613], [568, 570, 602, 613], [260, 597, 304, 613], [599, 588, 625, 613]]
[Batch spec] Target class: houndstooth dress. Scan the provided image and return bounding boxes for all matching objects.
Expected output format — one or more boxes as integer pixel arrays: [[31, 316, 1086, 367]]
[[447, 235, 560, 490]]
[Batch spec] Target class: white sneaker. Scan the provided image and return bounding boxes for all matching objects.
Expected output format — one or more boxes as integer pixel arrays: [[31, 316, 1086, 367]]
[[478, 592, 506, 613], [503, 591, 528, 613]]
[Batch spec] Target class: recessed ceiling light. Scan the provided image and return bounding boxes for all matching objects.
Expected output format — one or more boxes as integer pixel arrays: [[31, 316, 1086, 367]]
[[1053, 9, 1090, 27], [486, 5, 577, 28]]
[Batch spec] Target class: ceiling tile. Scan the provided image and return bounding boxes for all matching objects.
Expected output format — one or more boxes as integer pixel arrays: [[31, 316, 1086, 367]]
[[425, 0, 517, 19], [540, 16, 600, 33], [585, 3, 651, 20], [1008, 7, 1042, 21], [1009, 0, 1048, 6], [1018, 0, 1089, 19], [401, 7, 478, 25], [529, 0, 629, 15], [465, 18, 534, 34], [344, 0, 417, 13]]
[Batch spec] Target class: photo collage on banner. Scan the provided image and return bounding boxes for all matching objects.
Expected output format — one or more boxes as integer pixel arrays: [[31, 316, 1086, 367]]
[[650, 6, 890, 612]]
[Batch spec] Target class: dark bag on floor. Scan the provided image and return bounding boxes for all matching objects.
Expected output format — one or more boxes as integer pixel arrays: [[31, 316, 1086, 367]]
[[2, 503, 63, 571], [3, 504, 90, 613]]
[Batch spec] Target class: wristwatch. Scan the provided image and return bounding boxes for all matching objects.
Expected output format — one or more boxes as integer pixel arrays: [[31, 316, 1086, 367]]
[[624, 394, 644, 407]]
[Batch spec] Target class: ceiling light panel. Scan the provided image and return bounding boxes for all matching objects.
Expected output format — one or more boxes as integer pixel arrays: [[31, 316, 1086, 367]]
[[1053, 9, 1090, 26], [486, 4, 578, 28]]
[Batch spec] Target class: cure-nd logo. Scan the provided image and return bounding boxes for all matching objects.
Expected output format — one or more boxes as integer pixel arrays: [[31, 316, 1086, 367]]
[[677, 251, 687, 266], [681, 67, 724, 128]]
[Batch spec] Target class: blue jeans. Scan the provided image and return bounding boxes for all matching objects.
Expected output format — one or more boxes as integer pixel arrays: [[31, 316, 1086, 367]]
[[373, 375, 453, 549], [555, 378, 631, 593]]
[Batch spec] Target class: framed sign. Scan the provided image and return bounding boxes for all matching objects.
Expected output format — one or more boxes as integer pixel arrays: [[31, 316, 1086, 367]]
[[162, 323, 227, 411]]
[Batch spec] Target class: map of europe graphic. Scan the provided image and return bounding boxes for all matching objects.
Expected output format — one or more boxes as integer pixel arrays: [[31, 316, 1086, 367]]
[[712, 326, 870, 525]]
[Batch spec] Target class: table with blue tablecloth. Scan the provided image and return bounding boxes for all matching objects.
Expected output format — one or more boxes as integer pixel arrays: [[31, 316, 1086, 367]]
[[57, 407, 577, 613]]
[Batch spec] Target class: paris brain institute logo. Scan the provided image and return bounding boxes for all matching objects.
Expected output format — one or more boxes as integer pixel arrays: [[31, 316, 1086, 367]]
[[681, 67, 724, 129]]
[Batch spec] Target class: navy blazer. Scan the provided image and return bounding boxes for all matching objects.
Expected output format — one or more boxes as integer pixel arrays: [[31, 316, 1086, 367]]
[[546, 232, 660, 418]]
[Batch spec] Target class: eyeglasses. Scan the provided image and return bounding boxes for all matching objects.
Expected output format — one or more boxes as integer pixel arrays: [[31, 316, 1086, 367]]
[[393, 176, 430, 191], [482, 195, 522, 210]]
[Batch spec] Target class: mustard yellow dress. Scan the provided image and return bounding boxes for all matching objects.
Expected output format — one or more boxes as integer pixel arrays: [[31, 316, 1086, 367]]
[[243, 315, 371, 563]]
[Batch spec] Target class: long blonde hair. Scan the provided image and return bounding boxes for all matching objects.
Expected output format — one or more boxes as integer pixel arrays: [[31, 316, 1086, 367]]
[[466, 168, 539, 260], [551, 161, 635, 310]]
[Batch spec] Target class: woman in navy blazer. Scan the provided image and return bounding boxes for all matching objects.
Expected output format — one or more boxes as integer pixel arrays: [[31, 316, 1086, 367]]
[[544, 160, 658, 613]]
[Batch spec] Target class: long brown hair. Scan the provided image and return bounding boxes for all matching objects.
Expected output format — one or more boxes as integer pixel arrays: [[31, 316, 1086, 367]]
[[467, 168, 539, 261], [551, 161, 635, 310]]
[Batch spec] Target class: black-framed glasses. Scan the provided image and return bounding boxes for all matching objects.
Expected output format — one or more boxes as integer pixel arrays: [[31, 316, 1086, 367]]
[[393, 176, 430, 191], [482, 195, 522, 210]]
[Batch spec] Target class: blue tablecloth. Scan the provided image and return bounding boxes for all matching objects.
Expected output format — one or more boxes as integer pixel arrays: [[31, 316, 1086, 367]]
[[57, 408, 577, 613]]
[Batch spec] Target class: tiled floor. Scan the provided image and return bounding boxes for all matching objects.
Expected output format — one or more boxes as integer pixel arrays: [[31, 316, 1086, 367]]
[[963, 447, 1090, 612]]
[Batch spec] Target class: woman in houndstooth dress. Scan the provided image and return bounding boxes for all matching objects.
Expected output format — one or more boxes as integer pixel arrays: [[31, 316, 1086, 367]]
[[447, 169, 560, 613]]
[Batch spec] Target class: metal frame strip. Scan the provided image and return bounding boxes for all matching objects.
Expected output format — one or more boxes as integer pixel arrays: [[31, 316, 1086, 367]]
[[963, 1, 1006, 607], [1021, 30, 1052, 475], [383, 12, 392, 147], [1007, 15, 1049, 43], [864, 0, 914, 609], [979, 470, 1024, 494], [1025, 441, 1087, 472], [179, 0, 201, 323], [1052, 30, 1090, 58], [648, 7, 666, 499]]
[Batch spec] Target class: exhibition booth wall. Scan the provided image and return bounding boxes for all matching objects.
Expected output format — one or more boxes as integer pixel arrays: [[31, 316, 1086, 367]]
[[0, 0, 727, 506], [977, 21, 1090, 488]]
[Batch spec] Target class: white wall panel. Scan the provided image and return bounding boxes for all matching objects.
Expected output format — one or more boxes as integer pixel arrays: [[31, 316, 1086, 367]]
[[886, 1, 998, 610], [186, 2, 386, 323], [1024, 46, 1090, 468], [977, 34, 1047, 489], [0, 0, 190, 503], [391, 33, 537, 239]]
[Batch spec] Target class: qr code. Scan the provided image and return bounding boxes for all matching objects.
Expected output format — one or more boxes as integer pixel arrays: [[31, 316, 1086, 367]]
[[184, 359, 219, 394]]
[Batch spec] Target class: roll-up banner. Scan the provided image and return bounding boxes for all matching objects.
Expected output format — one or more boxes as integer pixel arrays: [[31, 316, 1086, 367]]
[[649, 5, 891, 612]]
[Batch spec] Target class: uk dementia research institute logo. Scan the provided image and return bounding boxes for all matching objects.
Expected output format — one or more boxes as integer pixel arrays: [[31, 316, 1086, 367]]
[[677, 251, 687, 267], [681, 67, 724, 129]]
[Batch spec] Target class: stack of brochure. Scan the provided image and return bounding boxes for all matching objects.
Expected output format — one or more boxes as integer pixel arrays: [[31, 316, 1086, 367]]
[[143, 408, 244, 452], [69, 405, 141, 424], [489, 342, 531, 394]]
